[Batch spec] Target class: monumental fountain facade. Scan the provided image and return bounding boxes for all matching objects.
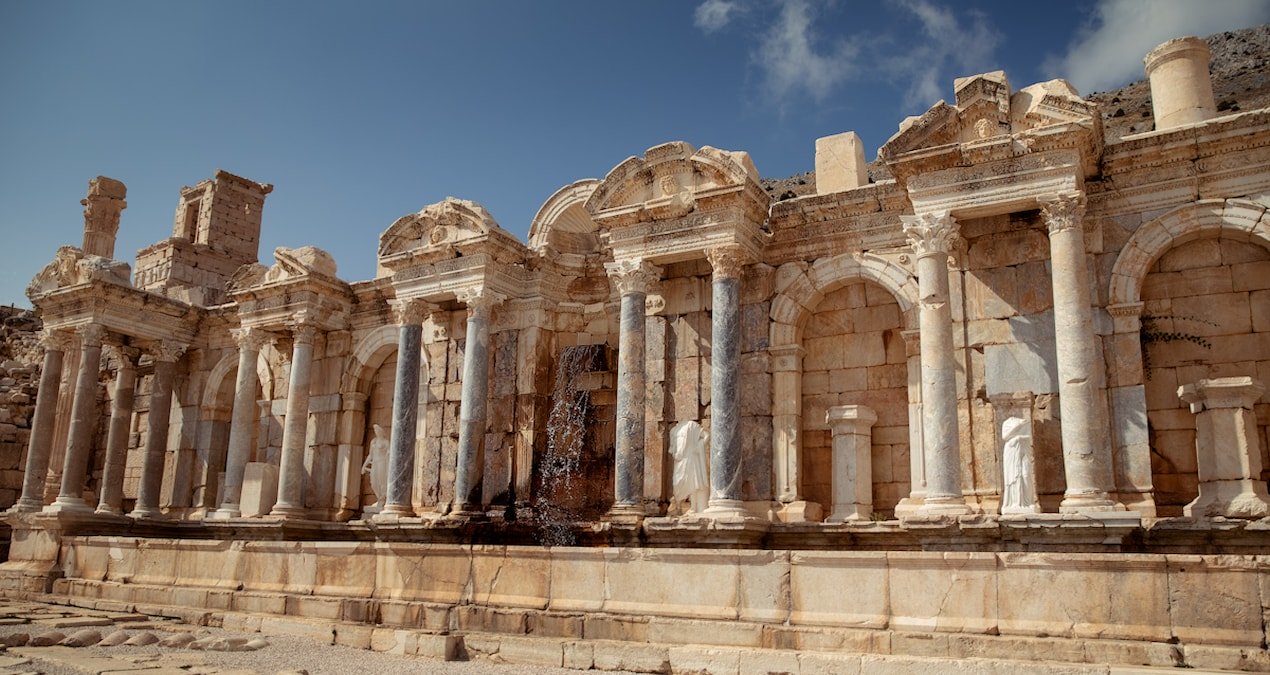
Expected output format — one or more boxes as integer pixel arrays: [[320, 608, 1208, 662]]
[[3, 37, 1270, 671]]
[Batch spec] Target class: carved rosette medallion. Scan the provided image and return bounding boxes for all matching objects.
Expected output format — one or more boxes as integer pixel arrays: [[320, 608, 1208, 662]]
[[456, 288, 505, 320], [231, 327, 271, 352], [152, 340, 187, 363], [705, 246, 752, 280], [1039, 191, 1087, 235], [39, 329, 75, 353], [393, 298, 437, 326], [605, 259, 662, 297], [901, 211, 959, 259]]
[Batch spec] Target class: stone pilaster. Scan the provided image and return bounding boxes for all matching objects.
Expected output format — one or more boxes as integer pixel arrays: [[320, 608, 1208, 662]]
[[96, 346, 139, 515], [46, 325, 106, 513], [1178, 377, 1270, 518], [378, 299, 435, 520], [605, 259, 661, 520], [131, 341, 186, 518], [826, 405, 878, 522], [1041, 192, 1117, 512], [211, 327, 270, 519], [452, 289, 503, 515], [12, 330, 72, 512], [901, 212, 968, 515], [271, 322, 318, 519], [704, 245, 751, 518]]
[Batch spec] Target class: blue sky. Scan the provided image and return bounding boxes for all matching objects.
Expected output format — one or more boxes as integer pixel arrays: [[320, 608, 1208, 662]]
[[2, 0, 1268, 307]]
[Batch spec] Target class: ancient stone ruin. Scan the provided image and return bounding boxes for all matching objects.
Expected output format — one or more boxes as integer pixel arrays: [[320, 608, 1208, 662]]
[[3, 35, 1269, 671]]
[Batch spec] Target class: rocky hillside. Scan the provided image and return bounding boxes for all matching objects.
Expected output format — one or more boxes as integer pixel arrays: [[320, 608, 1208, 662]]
[[761, 23, 1270, 200]]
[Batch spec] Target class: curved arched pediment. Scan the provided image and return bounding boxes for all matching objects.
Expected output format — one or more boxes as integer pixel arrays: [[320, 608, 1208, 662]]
[[377, 197, 502, 260], [528, 179, 601, 255], [585, 141, 761, 217]]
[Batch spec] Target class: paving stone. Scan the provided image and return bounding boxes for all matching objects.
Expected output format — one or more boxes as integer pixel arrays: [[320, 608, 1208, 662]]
[[34, 616, 114, 628]]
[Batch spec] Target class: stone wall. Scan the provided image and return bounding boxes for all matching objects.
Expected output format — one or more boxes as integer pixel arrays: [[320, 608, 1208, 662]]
[[0, 308, 41, 509]]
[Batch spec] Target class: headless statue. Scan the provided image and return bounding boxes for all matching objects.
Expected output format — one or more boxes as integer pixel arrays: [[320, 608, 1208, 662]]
[[362, 424, 390, 511], [1001, 416, 1040, 514], [670, 420, 709, 515]]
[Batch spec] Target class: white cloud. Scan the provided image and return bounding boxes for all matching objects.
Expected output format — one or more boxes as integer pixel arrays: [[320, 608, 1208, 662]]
[[754, 0, 857, 102], [884, 0, 1002, 109], [694, 0, 743, 34], [1047, 0, 1270, 94]]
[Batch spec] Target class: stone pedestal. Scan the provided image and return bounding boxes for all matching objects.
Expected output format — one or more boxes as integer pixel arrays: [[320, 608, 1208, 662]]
[[241, 462, 279, 518], [131, 342, 185, 519], [96, 346, 138, 515], [826, 405, 877, 523], [271, 323, 317, 519], [901, 212, 968, 516], [704, 246, 752, 520], [12, 330, 70, 513], [606, 259, 660, 521], [212, 327, 268, 519], [452, 290, 501, 516], [46, 326, 105, 514], [1177, 377, 1270, 519]]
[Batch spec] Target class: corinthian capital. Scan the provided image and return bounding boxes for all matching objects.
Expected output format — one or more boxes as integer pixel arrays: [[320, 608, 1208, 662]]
[[152, 340, 187, 363], [1039, 191, 1087, 235], [901, 211, 959, 259], [706, 246, 752, 280], [39, 328, 74, 353], [393, 297, 438, 326], [230, 326, 271, 352], [605, 259, 662, 296], [455, 288, 505, 320]]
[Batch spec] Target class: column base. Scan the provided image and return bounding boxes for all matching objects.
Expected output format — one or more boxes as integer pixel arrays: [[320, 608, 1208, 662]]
[[374, 503, 416, 520], [206, 505, 241, 520], [1059, 491, 1122, 513], [826, 505, 872, 523], [129, 506, 163, 519], [607, 503, 645, 526], [916, 496, 970, 516], [893, 495, 925, 518], [43, 497, 93, 515], [703, 499, 759, 522], [94, 505, 124, 516], [775, 500, 823, 523], [1184, 480, 1270, 519], [446, 502, 487, 519], [268, 504, 308, 519], [9, 498, 45, 514]]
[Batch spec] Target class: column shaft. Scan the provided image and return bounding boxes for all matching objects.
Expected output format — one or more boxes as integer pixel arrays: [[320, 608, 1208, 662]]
[[382, 321, 422, 517], [96, 348, 138, 514], [454, 298, 494, 513], [1042, 192, 1116, 512], [48, 327, 104, 513], [614, 289, 647, 509], [132, 348, 181, 518], [271, 326, 316, 518], [705, 246, 748, 517], [13, 333, 69, 512], [213, 329, 265, 518]]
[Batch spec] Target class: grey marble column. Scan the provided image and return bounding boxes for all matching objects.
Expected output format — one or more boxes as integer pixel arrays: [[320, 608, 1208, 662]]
[[379, 299, 433, 519], [705, 246, 751, 517], [96, 346, 139, 515], [271, 322, 318, 518], [131, 341, 186, 518], [901, 212, 969, 515], [605, 259, 661, 517], [13, 329, 72, 512], [1041, 192, 1117, 512], [452, 289, 502, 515], [47, 325, 106, 513], [211, 327, 269, 519]]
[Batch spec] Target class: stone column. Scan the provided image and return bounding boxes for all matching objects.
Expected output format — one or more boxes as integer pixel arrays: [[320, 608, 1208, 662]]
[[895, 329, 926, 517], [773, 345, 820, 521], [901, 212, 968, 515], [211, 327, 269, 519], [131, 341, 186, 518], [1178, 377, 1270, 518], [1041, 192, 1117, 512], [13, 330, 72, 512], [452, 289, 502, 515], [271, 322, 318, 519], [377, 299, 433, 519], [705, 245, 751, 517], [96, 346, 139, 515], [47, 325, 106, 513], [605, 259, 661, 519], [826, 405, 878, 522]]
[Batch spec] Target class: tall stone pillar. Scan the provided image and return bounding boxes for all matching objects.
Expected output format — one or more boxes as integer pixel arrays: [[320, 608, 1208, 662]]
[[901, 212, 969, 515], [13, 330, 72, 512], [605, 259, 661, 519], [705, 245, 751, 518], [1178, 377, 1270, 518], [47, 325, 106, 513], [895, 329, 926, 517], [211, 327, 269, 519], [378, 299, 432, 519], [131, 341, 186, 518], [271, 322, 317, 519], [96, 346, 139, 515], [80, 176, 127, 259], [1041, 192, 1117, 512], [452, 290, 502, 515], [826, 405, 878, 522]]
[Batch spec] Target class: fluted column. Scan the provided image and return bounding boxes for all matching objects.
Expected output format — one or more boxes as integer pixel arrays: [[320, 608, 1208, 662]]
[[131, 341, 186, 518], [452, 289, 502, 515], [211, 327, 269, 519], [705, 245, 751, 517], [378, 299, 433, 519], [1041, 192, 1117, 512], [46, 325, 106, 513], [13, 329, 73, 512], [96, 346, 139, 515], [271, 322, 318, 518], [901, 212, 969, 515], [605, 259, 661, 518]]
